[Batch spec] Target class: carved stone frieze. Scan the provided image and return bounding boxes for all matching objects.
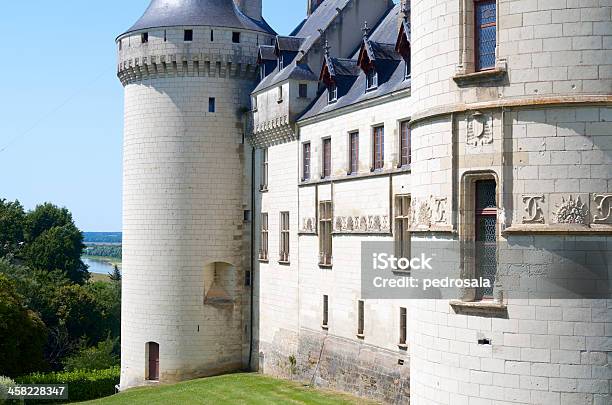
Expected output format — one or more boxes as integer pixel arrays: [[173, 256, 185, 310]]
[[433, 197, 448, 224], [522, 195, 546, 224], [552, 194, 589, 225], [333, 215, 390, 234], [300, 217, 316, 234], [592, 194, 612, 224]]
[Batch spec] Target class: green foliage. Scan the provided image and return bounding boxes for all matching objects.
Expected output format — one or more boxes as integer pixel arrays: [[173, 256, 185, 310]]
[[24, 203, 73, 242], [84, 245, 122, 260], [53, 285, 105, 346], [84, 281, 121, 342], [24, 225, 88, 284], [0, 376, 18, 405], [16, 367, 119, 403], [0, 275, 47, 377], [0, 200, 25, 258], [63, 337, 119, 372], [109, 266, 121, 283]]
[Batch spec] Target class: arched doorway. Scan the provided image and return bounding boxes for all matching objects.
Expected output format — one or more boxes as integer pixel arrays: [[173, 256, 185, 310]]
[[146, 342, 159, 381]]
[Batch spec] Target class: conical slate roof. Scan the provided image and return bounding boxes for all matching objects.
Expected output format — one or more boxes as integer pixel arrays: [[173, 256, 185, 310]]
[[122, 0, 275, 36]]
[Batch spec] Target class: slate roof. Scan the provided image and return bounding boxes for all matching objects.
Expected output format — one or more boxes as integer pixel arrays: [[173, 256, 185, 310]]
[[326, 58, 361, 78], [258, 45, 277, 61], [276, 36, 306, 52], [121, 0, 276, 36], [300, 4, 410, 121], [253, 0, 351, 93]]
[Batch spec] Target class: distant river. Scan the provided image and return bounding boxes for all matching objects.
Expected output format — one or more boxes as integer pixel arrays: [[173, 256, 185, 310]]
[[83, 257, 117, 275]]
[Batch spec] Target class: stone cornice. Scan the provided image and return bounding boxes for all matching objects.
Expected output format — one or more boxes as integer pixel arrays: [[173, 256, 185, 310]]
[[117, 53, 259, 86], [250, 115, 297, 147], [411, 95, 612, 124]]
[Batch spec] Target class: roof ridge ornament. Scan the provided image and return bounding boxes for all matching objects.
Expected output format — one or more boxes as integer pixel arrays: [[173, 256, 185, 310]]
[[324, 39, 331, 58], [362, 21, 370, 40]]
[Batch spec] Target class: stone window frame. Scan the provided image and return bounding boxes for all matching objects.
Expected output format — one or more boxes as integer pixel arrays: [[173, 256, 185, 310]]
[[397, 119, 412, 168], [454, 0, 506, 85], [260, 148, 268, 192], [279, 212, 290, 264], [299, 83, 309, 99], [322, 295, 329, 330], [394, 194, 412, 270], [321, 137, 332, 179], [457, 171, 502, 303], [259, 213, 269, 262], [399, 307, 407, 349], [319, 200, 333, 267], [371, 125, 385, 172], [347, 131, 359, 175], [301, 141, 311, 182]]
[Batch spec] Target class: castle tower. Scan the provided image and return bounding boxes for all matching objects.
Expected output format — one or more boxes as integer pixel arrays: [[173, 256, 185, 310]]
[[116, 0, 275, 389]]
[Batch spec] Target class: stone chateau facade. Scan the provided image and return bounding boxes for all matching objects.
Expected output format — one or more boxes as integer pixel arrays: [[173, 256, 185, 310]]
[[117, 0, 611, 404]]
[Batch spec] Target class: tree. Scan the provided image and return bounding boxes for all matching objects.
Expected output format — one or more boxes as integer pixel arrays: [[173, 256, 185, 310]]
[[24, 225, 89, 284], [0, 274, 47, 377], [24, 203, 73, 242], [109, 265, 121, 282], [0, 199, 25, 258], [53, 285, 105, 347], [63, 336, 120, 372]]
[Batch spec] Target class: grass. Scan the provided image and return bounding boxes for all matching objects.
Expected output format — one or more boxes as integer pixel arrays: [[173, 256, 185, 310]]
[[79, 373, 377, 405]]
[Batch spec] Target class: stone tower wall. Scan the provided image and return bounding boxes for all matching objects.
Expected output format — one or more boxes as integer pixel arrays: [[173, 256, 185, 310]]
[[117, 25, 274, 389], [408, 1, 612, 404]]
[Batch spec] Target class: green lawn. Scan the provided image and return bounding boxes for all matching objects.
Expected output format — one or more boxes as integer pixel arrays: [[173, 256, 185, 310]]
[[80, 373, 376, 405]]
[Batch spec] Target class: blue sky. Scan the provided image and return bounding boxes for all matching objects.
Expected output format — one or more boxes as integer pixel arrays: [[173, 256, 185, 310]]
[[0, 1, 307, 231]]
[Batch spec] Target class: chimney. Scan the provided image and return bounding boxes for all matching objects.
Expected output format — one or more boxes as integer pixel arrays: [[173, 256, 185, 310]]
[[235, 0, 262, 21], [307, 0, 325, 16]]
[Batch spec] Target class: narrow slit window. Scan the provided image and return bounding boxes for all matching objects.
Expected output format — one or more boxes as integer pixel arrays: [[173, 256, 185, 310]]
[[279, 212, 290, 263], [303, 142, 311, 181], [328, 84, 338, 103], [399, 307, 407, 346], [164, 30, 167, 42], [349, 132, 359, 175], [119, 39, 122, 50], [210, 30, 214, 42], [322, 138, 331, 179], [373, 126, 384, 170], [319, 201, 333, 266], [184, 29, 193, 42], [232, 32, 241, 43], [322, 295, 329, 327], [357, 300, 365, 336], [475, 179, 498, 299], [208, 98, 216, 113], [475, 0, 497, 71], [261, 148, 268, 191], [400, 121, 411, 167], [395, 195, 411, 264], [259, 213, 268, 261]]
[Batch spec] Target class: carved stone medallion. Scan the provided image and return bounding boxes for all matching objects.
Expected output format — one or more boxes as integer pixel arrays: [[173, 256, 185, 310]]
[[522, 195, 545, 224], [467, 111, 493, 146], [552, 195, 589, 225], [592, 194, 612, 224]]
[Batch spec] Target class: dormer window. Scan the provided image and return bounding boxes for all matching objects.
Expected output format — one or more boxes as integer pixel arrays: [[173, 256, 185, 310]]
[[366, 69, 378, 91], [404, 60, 411, 80], [252, 96, 258, 112], [278, 55, 284, 70], [260, 65, 266, 80], [328, 84, 338, 104]]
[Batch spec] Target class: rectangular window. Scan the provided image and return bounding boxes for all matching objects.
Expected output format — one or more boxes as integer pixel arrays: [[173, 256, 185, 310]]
[[208, 98, 216, 113], [322, 295, 329, 328], [210, 30, 214, 42], [366, 70, 378, 90], [252, 96, 258, 111], [395, 195, 411, 264], [141, 32, 149, 43], [277, 86, 283, 102], [475, 180, 497, 299], [475, 0, 496, 71], [319, 201, 333, 266], [232, 32, 241, 43], [328, 84, 338, 103], [261, 148, 268, 191], [279, 212, 290, 263], [404, 59, 411, 80], [349, 132, 359, 175], [164, 30, 167, 42], [299, 83, 308, 98], [184, 29, 193, 42], [245, 271, 252, 286], [259, 213, 269, 261], [399, 307, 407, 346], [357, 300, 365, 336], [119, 39, 123, 50], [400, 121, 411, 167], [322, 138, 331, 179], [278, 55, 284, 70], [303, 142, 311, 181], [373, 126, 384, 170]]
